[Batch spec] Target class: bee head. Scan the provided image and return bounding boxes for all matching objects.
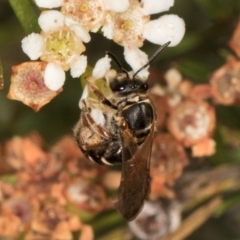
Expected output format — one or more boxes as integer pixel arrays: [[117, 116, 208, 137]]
[[106, 41, 170, 90], [109, 72, 148, 95]]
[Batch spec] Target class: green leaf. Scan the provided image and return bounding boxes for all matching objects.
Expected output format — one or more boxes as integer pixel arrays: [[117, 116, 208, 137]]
[[90, 211, 124, 237], [214, 193, 240, 217], [177, 58, 210, 83], [208, 127, 228, 165], [8, 0, 40, 34]]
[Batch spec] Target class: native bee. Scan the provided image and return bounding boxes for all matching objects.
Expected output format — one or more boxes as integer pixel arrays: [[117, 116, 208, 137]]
[[74, 42, 170, 221]]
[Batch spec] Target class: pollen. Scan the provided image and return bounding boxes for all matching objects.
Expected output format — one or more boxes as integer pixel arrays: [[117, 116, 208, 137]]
[[80, 3, 88, 12], [41, 26, 85, 71], [123, 20, 133, 30]]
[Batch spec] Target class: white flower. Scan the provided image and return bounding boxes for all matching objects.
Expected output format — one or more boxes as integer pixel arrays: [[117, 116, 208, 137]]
[[102, 4, 147, 48], [35, 0, 63, 8], [92, 56, 111, 79], [70, 55, 87, 78], [21, 33, 44, 60], [102, 0, 130, 12], [124, 46, 149, 80], [44, 63, 65, 91], [22, 10, 88, 91], [140, 0, 174, 15], [101, 0, 185, 68], [101, 0, 185, 48], [143, 14, 185, 47]]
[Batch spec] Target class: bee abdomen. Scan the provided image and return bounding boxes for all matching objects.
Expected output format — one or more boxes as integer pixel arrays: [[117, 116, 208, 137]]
[[122, 102, 154, 140]]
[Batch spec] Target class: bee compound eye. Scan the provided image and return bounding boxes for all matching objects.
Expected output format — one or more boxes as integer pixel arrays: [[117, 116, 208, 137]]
[[110, 79, 126, 92], [142, 83, 148, 90]]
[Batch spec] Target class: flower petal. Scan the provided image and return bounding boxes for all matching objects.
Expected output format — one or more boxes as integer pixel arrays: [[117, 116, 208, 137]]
[[102, 0, 130, 12], [35, 0, 63, 8], [38, 10, 65, 32], [65, 17, 91, 43], [21, 33, 44, 60], [70, 55, 87, 78], [101, 14, 114, 39], [141, 0, 174, 15], [124, 46, 149, 80], [92, 56, 111, 79], [79, 85, 89, 109], [44, 63, 65, 91], [164, 68, 182, 91], [143, 14, 185, 47]]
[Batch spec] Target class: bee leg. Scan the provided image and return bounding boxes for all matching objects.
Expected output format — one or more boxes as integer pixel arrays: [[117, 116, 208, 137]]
[[80, 99, 112, 141], [86, 77, 117, 109], [74, 99, 114, 164]]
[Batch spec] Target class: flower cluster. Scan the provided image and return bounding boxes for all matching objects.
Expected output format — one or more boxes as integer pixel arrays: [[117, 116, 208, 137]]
[[0, 132, 183, 240], [0, 133, 107, 239], [140, 18, 240, 197], [8, 0, 185, 111], [150, 68, 216, 161]]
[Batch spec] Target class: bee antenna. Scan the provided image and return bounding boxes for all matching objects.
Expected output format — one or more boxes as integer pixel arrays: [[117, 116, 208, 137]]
[[106, 51, 130, 78], [133, 41, 171, 79]]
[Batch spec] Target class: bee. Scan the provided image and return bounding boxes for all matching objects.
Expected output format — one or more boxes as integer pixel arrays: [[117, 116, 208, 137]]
[[74, 41, 170, 221]]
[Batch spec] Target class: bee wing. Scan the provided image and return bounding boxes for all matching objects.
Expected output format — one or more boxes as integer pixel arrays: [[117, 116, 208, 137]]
[[113, 124, 155, 221]]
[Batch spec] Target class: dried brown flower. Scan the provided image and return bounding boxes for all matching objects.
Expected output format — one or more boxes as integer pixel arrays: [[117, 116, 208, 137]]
[[4, 136, 25, 170], [150, 134, 188, 199], [167, 99, 215, 148], [50, 183, 67, 205], [0, 180, 16, 200], [128, 200, 181, 240], [5, 135, 62, 181], [28, 203, 80, 239], [210, 57, 240, 105], [2, 195, 36, 227], [0, 210, 23, 238], [8, 61, 62, 111], [65, 179, 106, 213], [189, 84, 212, 101], [51, 136, 107, 179]]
